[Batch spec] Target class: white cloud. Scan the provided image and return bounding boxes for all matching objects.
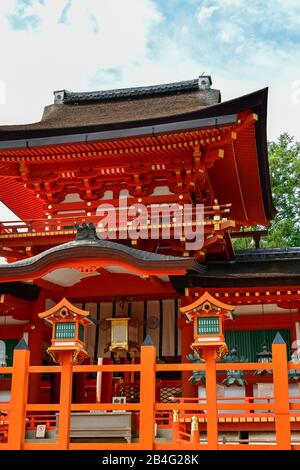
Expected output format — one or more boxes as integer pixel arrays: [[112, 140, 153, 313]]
[[216, 22, 244, 43], [0, 0, 299, 146], [197, 6, 219, 22], [0, 0, 162, 124]]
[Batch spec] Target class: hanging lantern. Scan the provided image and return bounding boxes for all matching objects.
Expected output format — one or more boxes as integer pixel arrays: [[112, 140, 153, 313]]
[[0, 340, 7, 367], [186, 352, 206, 384], [289, 350, 300, 381], [222, 347, 248, 386], [255, 344, 272, 375], [105, 317, 139, 360], [257, 344, 272, 363]]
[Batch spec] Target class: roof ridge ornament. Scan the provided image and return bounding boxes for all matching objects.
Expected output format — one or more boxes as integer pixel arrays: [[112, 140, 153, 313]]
[[75, 222, 99, 241], [198, 75, 212, 90], [53, 89, 66, 104]]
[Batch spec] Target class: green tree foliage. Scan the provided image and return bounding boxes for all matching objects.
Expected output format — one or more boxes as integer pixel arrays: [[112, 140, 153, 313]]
[[266, 133, 300, 247], [233, 133, 300, 249]]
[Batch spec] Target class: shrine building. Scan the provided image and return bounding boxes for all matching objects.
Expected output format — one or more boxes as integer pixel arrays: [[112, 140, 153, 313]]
[[0, 76, 299, 450]]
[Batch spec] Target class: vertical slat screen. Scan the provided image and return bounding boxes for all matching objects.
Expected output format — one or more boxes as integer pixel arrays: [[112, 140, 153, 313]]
[[225, 329, 291, 362], [68, 299, 183, 359], [83, 299, 183, 359]]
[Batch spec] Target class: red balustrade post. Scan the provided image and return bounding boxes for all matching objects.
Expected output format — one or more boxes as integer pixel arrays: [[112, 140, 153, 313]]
[[272, 334, 291, 450], [139, 337, 156, 450], [204, 347, 218, 449], [57, 350, 73, 450], [7, 339, 30, 450]]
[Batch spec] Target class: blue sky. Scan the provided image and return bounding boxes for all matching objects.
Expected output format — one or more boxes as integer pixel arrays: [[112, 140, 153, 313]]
[[0, 0, 300, 144]]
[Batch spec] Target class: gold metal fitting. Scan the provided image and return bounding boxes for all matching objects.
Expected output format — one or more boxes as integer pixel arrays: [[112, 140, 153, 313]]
[[191, 415, 199, 431]]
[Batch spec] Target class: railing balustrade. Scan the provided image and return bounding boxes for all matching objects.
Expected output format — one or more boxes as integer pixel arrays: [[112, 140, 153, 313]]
[[0, 341, 299, 450]]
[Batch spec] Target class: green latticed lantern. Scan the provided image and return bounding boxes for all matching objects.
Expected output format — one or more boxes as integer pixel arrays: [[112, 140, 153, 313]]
[[254, 344, 272, 375], [288, 351, 300, 381], [222, 347, 248, 387], [186, 352, 206, 385]]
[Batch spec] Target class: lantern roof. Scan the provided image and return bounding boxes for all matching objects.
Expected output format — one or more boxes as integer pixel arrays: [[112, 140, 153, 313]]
[[256, 344, 272, 358], [180, 291, 235, 319], [38, 297, 92, 325]]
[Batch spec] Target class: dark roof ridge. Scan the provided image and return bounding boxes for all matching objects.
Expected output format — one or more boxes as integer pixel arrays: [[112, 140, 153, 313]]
[[54, 76, 214, 104], [0, 238, 195, 280], [0, 238, 188, 269], [235, 247, 300, 262]]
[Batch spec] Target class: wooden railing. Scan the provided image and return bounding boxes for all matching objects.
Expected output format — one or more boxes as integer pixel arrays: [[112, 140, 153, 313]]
[[0, 341, 299, 450]]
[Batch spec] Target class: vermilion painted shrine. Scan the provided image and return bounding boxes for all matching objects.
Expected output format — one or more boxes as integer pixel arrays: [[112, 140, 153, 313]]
[[0, 76, 300, 450]]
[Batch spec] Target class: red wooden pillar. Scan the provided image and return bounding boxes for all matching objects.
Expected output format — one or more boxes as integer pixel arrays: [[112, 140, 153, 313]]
[[100, 357, 113, 402], [140, 339, 156, 449], [57, 350, 73, 450], [51, 370, 61, 404], [27, 291, 47, 404], [27, 325, 45, 404], [124, 357, 131, 383], [204, 347, 219, 449], [73, 370, 86, 403], [7, 339, 30, 449], [272, 334, 291, 449], [245, 383, 253, 402], [178, 315, 197, 398]]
